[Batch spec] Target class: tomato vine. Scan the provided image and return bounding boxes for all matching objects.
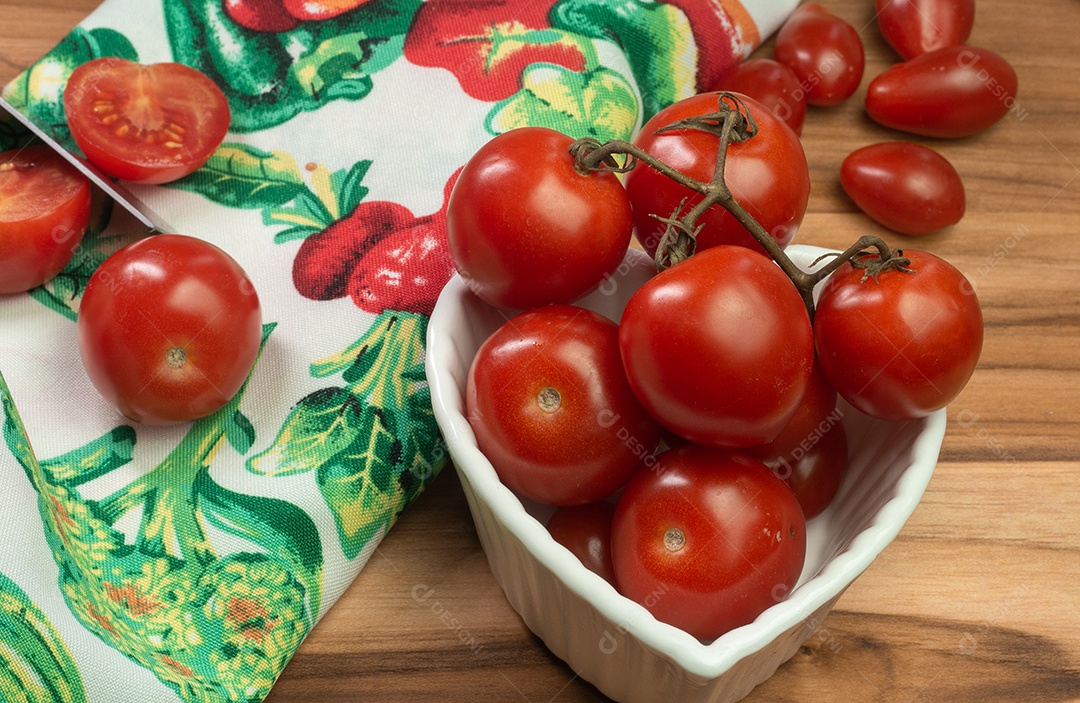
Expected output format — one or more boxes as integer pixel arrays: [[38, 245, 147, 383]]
[[571, 92, 913, 320]]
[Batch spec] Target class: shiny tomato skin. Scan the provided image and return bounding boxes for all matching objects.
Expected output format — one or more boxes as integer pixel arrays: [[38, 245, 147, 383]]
[[0, 146, 91, 294], [773, 3, 865, 107], [624, 92, 808, 258], [841, 142, 965, 236], [875, 0, 975, 59], [467, 305, 662, 506], [546, 502, 617, 584], [618, 246, 814, 448], [64, 57, 230, 184], [814, 250, 983, 420], [611, 446, 806, 642], [744, 361, 847, 519], [710, 58, 807, 135], [77, 235, 263, 424], [865, 45, 1018, 139], [447, 127, 633, 310]]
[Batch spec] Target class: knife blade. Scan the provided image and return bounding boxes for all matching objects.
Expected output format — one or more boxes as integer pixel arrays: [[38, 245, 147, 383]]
[[0, 96, 172, 234]]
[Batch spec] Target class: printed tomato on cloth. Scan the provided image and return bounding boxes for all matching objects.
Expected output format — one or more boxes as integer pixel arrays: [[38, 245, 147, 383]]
[[0, 0, 796, 700]]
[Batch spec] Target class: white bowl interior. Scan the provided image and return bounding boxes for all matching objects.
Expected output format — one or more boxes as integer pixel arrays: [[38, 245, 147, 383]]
[[426, 246, 945, 702]]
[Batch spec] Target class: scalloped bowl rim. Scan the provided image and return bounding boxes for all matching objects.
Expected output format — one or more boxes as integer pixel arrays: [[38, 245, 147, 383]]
[[425, 245, 946, 679]]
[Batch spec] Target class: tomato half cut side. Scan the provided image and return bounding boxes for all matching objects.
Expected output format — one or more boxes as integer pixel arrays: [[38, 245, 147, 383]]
[[64, 57, 231, 185], [0, 145, 91, 294]]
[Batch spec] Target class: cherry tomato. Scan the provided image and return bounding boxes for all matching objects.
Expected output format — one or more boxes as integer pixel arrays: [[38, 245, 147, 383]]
[[78, 234, 263, 424], [0, 145, 91, 294], [865, 45, 1019, 139], [64, 57, 231, 184], [618, 246, 814, 448], [875, 0, 975, 60], [744, 361, 847, 519], [711, 58, 807, 135], [467, 305, 662, 506], [447, 127, 633, 310], [223, 0, 300, 32], [624, 92, 808, 258], [546, 502, 616, 585], [814, 250, 983, 420], [282, 0, 371, 21], [773, 3, 864, 107], [611, 445, 806, 642], [841, 142, 965, 236]]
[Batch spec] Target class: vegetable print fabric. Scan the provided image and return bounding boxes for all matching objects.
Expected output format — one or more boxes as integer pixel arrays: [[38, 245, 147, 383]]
[[0, 0, 795, 700]]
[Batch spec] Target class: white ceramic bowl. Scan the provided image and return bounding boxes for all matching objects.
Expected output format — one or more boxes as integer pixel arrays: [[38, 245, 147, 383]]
[[425, 245, 946, 703]]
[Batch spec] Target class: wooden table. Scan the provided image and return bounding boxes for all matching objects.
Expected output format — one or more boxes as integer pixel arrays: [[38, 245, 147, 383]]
[[3, 1, 1078, 701]]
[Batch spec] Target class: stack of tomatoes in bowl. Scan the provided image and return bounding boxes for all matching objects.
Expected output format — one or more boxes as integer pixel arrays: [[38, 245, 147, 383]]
[[426, 84, 982, 703]]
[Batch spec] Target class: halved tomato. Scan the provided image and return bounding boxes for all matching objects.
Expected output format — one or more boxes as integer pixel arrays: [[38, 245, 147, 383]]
[[0, 145, 91, 293], [63, 57, 230, 185]]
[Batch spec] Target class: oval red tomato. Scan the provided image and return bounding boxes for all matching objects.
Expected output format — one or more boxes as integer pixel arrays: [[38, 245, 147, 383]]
[[624, 92, 809, 258], [710, 58, 806, 135], [78, 234, 263, 424], [875, 0, 975, 59], [611, 445, 806, 642], [773, 3, 864, 107], [814, 249, 983, 420], [467, 305, 662, 506], [0, 145, 91, 294], [546, 502, 616, 584], [865, 45, 1018, 138], [64, 57, 231, 184], [618, 246, 814, 448], [841, 142, 965, 236], [447, 127, 633, 310]]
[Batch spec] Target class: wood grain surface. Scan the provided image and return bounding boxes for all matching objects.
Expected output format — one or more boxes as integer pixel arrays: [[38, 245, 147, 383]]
[[3, 1, 1079, 701]]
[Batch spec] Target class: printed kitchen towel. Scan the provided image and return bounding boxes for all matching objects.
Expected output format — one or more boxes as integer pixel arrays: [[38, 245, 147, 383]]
[[0, 0, 797, 700]]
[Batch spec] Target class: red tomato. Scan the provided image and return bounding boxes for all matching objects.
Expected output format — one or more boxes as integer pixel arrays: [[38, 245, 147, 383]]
[[865, 45, 1019, 139], [282, 0, 371, 21], [223, 0, 300, 32], [814, 250, 983, 420], [611, 446, 806, 642], [618, 246, 814, 448], [546, 502, 616, 585], [744, 361, 847, 519], [78, 235, 263, 424], [467, 305, 662, 506], [0, 145, 91, 294], [840, 142, 965, 236], [875, 0, 975, 59], [447, 127, 633, 310], [710, 58, 807, 135], [64, 57, 231, 184], [773, 3, 864, 107], [624, 92, 808, 258]]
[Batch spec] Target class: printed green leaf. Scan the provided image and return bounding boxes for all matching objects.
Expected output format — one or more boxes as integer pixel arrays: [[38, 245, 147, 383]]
[[330, 160, 372, 220], [225, 410, 256, 456], [246, 387, 366, 477], [290, 32, 376, 103], [0, 572, 86, 703], [485, 64, 638, 143], [265, 189, 335, 243], [39, 426, 136, 487], [1, 373, 36, 481], [87, 27, 138, 62], [169, 143, 308, 209], [550, 0, 697, 121], [316, 403, 403, 559]]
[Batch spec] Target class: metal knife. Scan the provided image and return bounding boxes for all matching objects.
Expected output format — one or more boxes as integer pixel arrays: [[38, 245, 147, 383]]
[[0, 95, 172, 234]]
